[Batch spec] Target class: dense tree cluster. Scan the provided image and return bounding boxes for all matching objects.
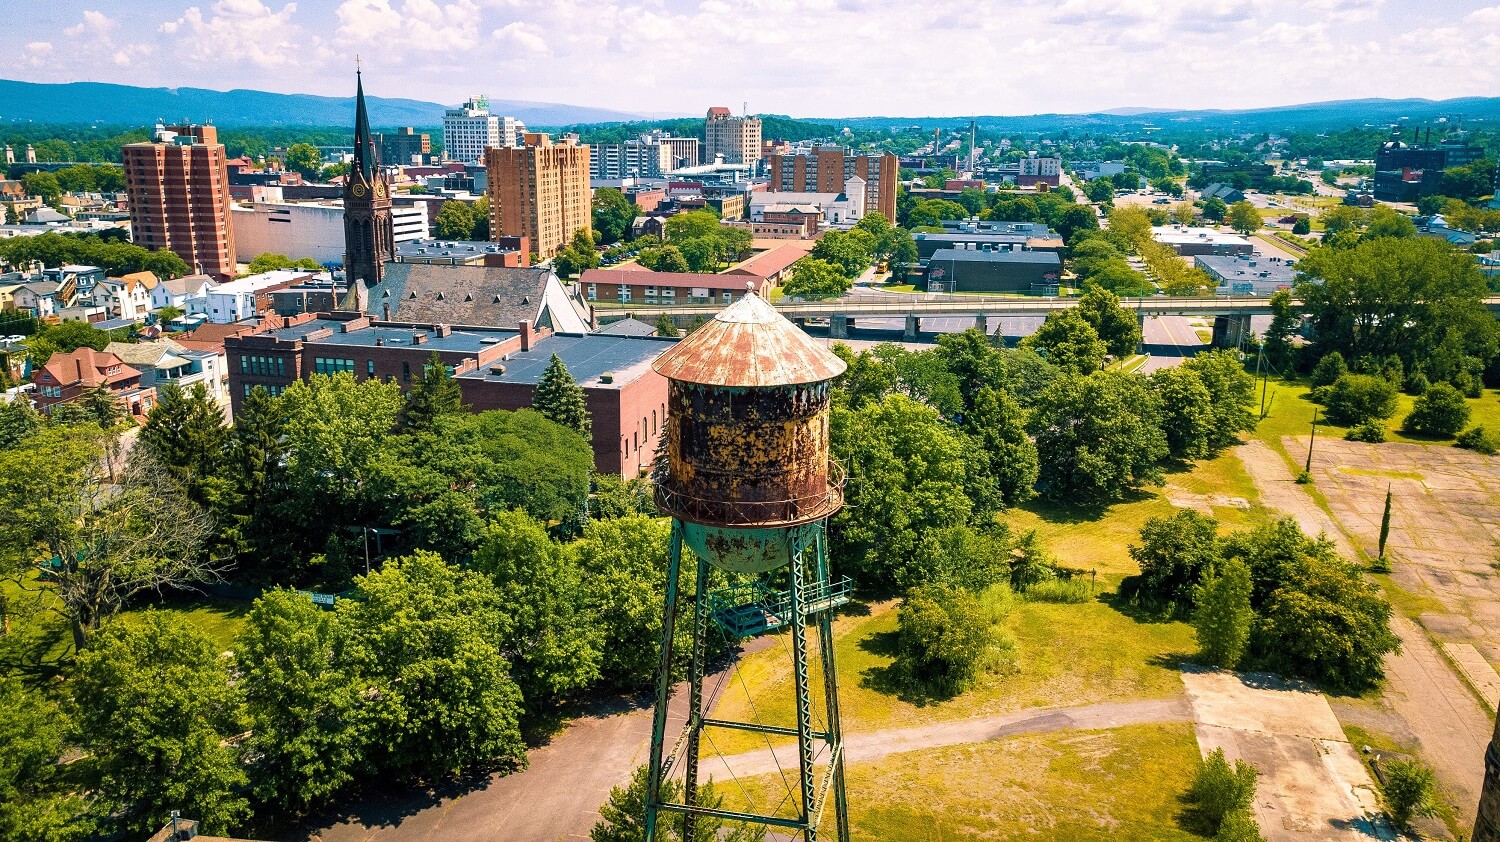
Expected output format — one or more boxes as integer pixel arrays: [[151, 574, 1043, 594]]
[[0, 231, 188, 279], [901, 188, 1097, 245], [1129, 513, 1399, 690]]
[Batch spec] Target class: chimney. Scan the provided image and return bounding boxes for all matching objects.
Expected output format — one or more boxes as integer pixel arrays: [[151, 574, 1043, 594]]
[[382, 303, 391, 321], [76, 358, 83, 381], [519, 320, 534, 351], [411, 332, 427, 345], [375, 337, 384, 347]]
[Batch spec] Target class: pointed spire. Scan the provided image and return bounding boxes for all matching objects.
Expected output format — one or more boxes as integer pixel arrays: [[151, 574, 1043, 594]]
[[352, 65, 375, 184]]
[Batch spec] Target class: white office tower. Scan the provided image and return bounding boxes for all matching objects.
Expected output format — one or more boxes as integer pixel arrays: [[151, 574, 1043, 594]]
[[442, 96, 526, 165]]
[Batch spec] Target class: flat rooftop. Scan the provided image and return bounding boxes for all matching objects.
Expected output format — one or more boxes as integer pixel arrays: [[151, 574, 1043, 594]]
[[1195, 254, 1296, 284], [459, 332, 675, 389], [271, 318, 520, 354], [916, 232, 1030, 244], [396, 239, 519, 259], [1152, 226, 1254, 247], [928, 249, 1062, 265]]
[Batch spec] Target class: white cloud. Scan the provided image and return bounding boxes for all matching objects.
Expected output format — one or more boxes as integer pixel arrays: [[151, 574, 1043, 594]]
[[336, 0, 482, 51], [65, 10, 118, 37], [491, 21, 549, 56], [160, 1, 303, 68], [26, 41, 53, 54], [1468, 5, 1500, 23]]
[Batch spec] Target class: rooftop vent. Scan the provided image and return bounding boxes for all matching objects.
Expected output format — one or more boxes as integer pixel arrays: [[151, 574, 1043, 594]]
[[409, 291, 417, 299], [492, 294, 502, 303], [489, 364, 506, 375], [600, 371, 615, 384], [464, 293, 473, 301], [436, 291, 445, 300]]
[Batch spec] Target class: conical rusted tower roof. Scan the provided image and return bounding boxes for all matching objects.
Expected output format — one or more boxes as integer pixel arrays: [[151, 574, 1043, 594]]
[[652, 289, 846, 387]]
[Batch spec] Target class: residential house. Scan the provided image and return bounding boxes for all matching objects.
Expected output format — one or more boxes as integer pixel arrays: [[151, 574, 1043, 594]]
[[104, 338, 229, 403], [31, 346, 156, 419], [46, 265, 104, 300], [13, 281, 60, 318], [201, 270, 312, 324], [90, 272, 156, 321], [150, 274, 216, 312]]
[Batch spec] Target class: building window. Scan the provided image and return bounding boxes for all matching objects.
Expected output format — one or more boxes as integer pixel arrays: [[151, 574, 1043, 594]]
[[651, 410, 657, 434], [617, 286, 631, 303], [313, 358, 355, 375], [722, 292, 733, 304], [367, 360, 376, 376], [402, 362, 411, 382]]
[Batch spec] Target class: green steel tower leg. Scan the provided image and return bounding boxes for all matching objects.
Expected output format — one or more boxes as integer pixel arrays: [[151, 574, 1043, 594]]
[[644, 520, 685, 840], [816, 523, 851, 842], [787, 530, 819, 841], [681, 553, 710, 841]]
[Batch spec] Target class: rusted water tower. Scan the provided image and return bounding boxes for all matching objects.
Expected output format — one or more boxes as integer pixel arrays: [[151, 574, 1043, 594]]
[[1477, 712, 1500, 841], [645, 288, 851, 842]]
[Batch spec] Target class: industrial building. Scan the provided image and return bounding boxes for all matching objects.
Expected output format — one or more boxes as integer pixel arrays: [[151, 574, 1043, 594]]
[[224, 311, 673, 476], [924, 249, 1062, 293], [1152, 226, 1255, 256], [1194, 253, 1295, 295]]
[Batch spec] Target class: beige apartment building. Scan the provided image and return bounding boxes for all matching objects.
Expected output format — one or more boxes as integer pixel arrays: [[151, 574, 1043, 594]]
[[486, 133, 592, 259], [123, 124, 236, 280], [704, 107, 762, 166]]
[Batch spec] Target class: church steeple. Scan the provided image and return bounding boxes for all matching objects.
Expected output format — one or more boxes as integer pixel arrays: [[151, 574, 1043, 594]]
[[342, 64, 394, 297], [351, 66, 377, 185]]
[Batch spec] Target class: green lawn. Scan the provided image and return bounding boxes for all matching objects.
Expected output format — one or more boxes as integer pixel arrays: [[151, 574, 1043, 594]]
[[1252, 379, 1500, 453], [715, 722, 1205, 841]]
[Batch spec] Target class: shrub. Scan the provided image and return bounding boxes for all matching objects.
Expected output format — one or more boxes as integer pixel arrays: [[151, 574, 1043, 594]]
[[1401, 382, 1470, 437], [1324, 374, 1397, 425], [1129, 510, 1222, 609], [1215, 808, 1266, 842], [1023, 577, 1092, 604], [1402, 371, 1429, 396], [894, 583, 1012, 699], [1194, 559, 1254, 669], [1184, 748, 1258, 835], [1344, 421, 1386, 443], [1309, 351, 1348, 390], [1381, 758, 1438, 828], [1457, 425, 1500, 455]]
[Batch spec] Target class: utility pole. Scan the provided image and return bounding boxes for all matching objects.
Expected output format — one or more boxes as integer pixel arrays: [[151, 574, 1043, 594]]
[[1305, 406, 1319, 475]]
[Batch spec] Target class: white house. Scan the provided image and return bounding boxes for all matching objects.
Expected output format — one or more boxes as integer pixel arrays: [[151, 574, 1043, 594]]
[[104, 339, 228, 403], [89, 272, 155, 321], [748, 189, 865, 228], [12, 281, 60, 318], [150, 274, 216, 311], [201, 270, 309, 324]]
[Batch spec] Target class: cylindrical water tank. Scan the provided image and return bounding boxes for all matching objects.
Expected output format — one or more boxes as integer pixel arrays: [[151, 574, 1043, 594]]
[[652, 289, 846, 572]]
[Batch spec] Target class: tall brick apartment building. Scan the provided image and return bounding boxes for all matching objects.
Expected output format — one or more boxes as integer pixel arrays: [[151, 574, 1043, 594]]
[[486, 133, 591, 260], [704, 107, 763, 166], [763, 147, 900, 223], [224, 312, 671, 476], [123, 124, 236, 281]]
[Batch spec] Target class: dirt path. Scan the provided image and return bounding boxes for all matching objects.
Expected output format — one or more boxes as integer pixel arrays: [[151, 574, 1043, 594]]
[[694, 697, 1191, 780], [1236, 438, 1491, 820]]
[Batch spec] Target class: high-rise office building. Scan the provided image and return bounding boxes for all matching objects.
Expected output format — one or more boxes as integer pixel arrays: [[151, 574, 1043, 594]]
[[487, 133, 591, 259], [374, 127, 431, 166], [443, 96, 526, 165], [343, 69, 395, 289], [764, 147, 900, 222], [704, 107, 762, 166], [591, 139, 674, 179], [123, 123, 236, 280]]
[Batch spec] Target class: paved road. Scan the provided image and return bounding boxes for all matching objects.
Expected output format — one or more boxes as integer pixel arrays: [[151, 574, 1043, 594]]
[[694, 697, 1191, 781]]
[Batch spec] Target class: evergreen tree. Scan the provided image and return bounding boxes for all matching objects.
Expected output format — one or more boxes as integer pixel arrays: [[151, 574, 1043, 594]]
[[224, 386, 290, 582], [1263, 290, 1298, 374], [1194, 558, 1254, 669], [0, 398, 41, 450], [653, 313, 680, 338], [138, 382, 229, 509], [533, 354, 591, 440], [402, 351, 465, 431]]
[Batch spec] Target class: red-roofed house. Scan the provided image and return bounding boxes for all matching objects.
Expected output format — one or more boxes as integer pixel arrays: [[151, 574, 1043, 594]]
[[32, 347, 157, 419]]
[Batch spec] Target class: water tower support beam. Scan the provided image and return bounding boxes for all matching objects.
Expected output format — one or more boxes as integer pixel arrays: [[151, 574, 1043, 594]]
[[787, 531, 819, 840], [816, 528, 851, 839], [643, 520, 685, 841], [681, 553, 711, 840]]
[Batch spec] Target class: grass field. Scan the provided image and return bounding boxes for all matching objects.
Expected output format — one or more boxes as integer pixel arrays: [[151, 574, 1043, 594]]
[[714, 722, 1205, 840], [1251, 379, 1500, 456]]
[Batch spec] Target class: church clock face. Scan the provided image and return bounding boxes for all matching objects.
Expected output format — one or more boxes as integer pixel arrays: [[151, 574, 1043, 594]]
[[375, 183, 386, 198], [351, 183, 367, 198]]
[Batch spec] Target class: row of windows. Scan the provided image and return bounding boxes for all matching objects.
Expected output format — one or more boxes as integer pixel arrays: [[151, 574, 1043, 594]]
[[314, 357, 356, 375], [40, 385, 62, 398], [243, 383, 286, 398], [239, 355, 286, 377]]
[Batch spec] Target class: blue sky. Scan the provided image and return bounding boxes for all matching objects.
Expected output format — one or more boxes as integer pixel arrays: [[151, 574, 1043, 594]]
[[6, 0, 1498, 117]]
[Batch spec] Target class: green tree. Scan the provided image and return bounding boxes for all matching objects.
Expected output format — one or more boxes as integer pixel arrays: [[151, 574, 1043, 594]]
[[1183, 349, 1258, 451], [340, 551, 526, 779], [1401, 381, 1469, 437], [1297, 237, 1497, 381], [782, 257, 850, 300], [0, 677, 86, 840], [433, 200, 478, 240], [1172, 202, 1197, 226], [1150, 366, 1214, 460], [1030, 372, 1168, 505], [1076, 283, 1142, 358], [237, 590, 363, 817], [810, 229, 874, 278], [572, 515, 682, 688], [1263, 289, 1298, 373], [893, 583, 1001, 699], [222, 386, 289, 583], [591, 764, 764, 842], [402, 351, 465, 432], [831, 394, 986, 590], [1107, 206, 1153, 249], [473, 510, 602, 709], [155, 304, 184, 324], [1309, 350, 1348, 391], [1382, 758, 1438, 829], [963, 386, 1038, 507], [1323, 374, 1398, 426], [1130, 510, 1223, 608], [1362, 205, 1417, 240], [0, 398, 42, 450], [1291, 217, 1311, 235], [592, 188, 636, 244], [1183, 749, 1258, 836], [653, 313, 679, 337], [664, 210, 721, 243], [69, 612, 249, 836], [1195, 557, 1254, 668], [532, 353, 592, 440], [1021, 308, 1107, 375], [1226, 201, 1263, 235], [284, 142, 323, 179], [1202, 197, 1228, 222], [1084, 179, 1115, 204], [247, 253, 322, 274], [138, 381, 229, 509], [21, 171, 61, 202]]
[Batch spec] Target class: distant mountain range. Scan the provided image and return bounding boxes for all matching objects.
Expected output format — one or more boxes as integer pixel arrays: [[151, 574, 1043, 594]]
[[2, 79, 1498, 136], [0, 79, 660, 128], [828, 97, 1500, 134]]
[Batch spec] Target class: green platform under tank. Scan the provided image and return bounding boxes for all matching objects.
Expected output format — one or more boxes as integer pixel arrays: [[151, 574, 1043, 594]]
[[679, 519, 823, 574]]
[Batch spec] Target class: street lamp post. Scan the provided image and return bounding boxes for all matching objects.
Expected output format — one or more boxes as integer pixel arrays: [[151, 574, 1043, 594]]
[[1305, 406, 1320, 475]]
